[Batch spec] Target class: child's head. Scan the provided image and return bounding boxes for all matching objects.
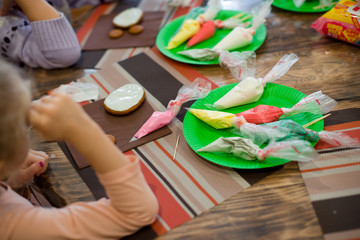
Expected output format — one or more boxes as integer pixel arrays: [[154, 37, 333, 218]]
[[0, 59, 32, 179]]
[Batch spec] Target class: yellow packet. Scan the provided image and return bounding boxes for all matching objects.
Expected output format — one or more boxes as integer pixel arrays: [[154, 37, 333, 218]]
[[312, 0, 360, 46]]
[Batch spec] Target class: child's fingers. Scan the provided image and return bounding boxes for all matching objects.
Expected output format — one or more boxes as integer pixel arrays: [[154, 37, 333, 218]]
[[28, 108, 42, 124], [27, 161, 46, 178], [39, 95, 54, 103], [28, 108, 50, 135], [31, 100, 45, 112], [26, 150, 49, 164], [30, 100, 54, 117], [24, 151, 49, 175], [29, 149, 49, 159]]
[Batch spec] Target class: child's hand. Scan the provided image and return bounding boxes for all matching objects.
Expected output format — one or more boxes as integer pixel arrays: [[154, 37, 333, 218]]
[[6, 149, 49, 190], [29, 92, 93, 142], [31, 93, 130, 174]]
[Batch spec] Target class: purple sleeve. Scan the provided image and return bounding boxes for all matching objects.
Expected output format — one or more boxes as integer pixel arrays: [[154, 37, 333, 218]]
[[0, 11, 81, 69]]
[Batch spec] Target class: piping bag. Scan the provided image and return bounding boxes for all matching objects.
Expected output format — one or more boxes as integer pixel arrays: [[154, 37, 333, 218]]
[[166, 19, 201, 50], [195, 0, 221, 24], [188, 12, 254, 48], [186, 20, 216, 48], [233, 117, 360, 147], [213, 12, 252, 29], [184, 0, 223, 48], [130, 78, 212, 141], [197, 137, 319, 162], [235, 90, 337, 124], [178, 51, 298, 108], [169, 7, 204, 37], [177, 0, 272, 59], [166, 0, 221, 50], [211, 53, 299, 110], [188, 90, 337, 128]]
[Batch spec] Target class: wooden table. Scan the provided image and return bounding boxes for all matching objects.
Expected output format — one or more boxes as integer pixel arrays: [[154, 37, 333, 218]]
[[28, 1, 359, 239]]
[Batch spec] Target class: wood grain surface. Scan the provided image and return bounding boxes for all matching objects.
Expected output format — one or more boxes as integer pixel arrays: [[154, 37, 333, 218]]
[[26, 1, 360, 239]]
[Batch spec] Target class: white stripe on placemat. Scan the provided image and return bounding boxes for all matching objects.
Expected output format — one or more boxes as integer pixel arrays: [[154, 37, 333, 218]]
[[134, 147, 200, 216], [324, 228, 360, 240], [156, 215, 171, 232], [157, 137, 225, 203], [301, 160, 360, 178], [299, 148, 360, 173], [139, 142, 215, 212], [310, 187, 360, 202]]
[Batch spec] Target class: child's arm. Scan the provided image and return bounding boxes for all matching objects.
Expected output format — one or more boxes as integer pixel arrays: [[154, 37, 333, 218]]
[[19, 93, 158, 239], [29, 92, 130, 173], [1, 0, 60, 21], [0, 0, 81, 69]]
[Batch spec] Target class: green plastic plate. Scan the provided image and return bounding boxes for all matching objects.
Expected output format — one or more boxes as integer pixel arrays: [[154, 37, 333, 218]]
[[272, 0, 334, 12], [156, 10, 267, 65], [183, 83, 324, 169]]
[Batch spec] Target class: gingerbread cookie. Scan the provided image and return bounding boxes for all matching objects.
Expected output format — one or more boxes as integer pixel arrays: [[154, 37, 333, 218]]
[[104, 84, 145, 115], [128, 25, 144, 35], [113, 8, 144, 29], [109, 29, 124, 39]]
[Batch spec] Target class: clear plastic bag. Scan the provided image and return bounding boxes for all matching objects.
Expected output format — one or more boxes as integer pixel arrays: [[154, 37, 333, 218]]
[[218, 51, 256, 81], [318, 130, 359, 147], [209, 53, 299, 110], [197, 136, 319, 162], [258, 140, 319, 162]]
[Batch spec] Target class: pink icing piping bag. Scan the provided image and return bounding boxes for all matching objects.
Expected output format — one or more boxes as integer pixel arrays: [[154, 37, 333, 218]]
[[186, 20, 216, 48], [131, 78, 212, 141]]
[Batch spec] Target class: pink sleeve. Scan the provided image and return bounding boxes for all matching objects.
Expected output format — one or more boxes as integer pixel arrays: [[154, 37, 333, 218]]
[[1, 157, 159, 240]]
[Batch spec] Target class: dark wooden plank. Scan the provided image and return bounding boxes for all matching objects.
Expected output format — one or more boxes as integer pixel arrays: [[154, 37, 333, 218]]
[[157, 162, 323, 240]]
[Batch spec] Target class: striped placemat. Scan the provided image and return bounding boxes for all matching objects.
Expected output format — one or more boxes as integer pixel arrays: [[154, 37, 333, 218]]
[[60, 48, 283, 239], [298, 108, 360, 240]]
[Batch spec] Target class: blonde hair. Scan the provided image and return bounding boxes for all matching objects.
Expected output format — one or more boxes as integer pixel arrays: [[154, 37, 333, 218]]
[[0, 59, 31, 164]]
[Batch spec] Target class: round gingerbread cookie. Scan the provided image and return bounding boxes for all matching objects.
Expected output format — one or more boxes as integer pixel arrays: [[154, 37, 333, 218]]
[[129, 25, 144, 35], [104, 83, 145, 115], [112, 8, 144, 29], [109, 29, 124, 39]]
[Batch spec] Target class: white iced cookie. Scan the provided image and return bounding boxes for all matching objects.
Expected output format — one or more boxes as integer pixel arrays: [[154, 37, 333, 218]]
[[214, 77, 263, 109], [104, 84, 145, 115], [112, 8, 144, 29]]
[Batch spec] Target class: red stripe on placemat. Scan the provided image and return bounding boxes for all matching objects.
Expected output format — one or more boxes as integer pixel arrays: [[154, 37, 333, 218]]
[[79, 100, 91, 106], [153, 140, 218, 205], [126, 151, 192, 233], [90, 74, 110, 94], [128, 48, 137, 58], [324, 121, 360, 131], [315, 128, 360, 150], [300, 161, 360, 173], [150, 47, 219, 89], [151, 218, 168, 236], [76, 4, 113, 44]]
